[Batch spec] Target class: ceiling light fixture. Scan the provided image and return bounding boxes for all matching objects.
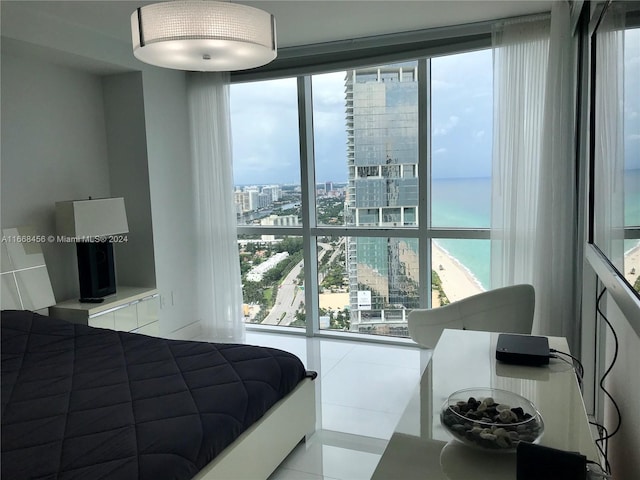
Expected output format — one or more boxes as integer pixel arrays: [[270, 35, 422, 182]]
[[131, 0, 277, 71]]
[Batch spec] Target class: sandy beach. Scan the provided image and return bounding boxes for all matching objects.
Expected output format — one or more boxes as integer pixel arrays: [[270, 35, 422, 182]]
[[319, 292, 350, 311], [625, 244, 640, 289], [318, 245, 484, 311], [432, 242, 485, 304]]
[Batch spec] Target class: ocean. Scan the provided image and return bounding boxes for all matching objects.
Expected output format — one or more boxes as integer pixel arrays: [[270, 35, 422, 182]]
[[432, 177, 491, 290], [625, 169, 640, 256], [431, 170, 640, 291]]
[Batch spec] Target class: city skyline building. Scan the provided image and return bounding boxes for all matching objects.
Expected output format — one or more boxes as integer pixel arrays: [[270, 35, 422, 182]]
[[234, 185, 285, 215], [260, 214, 300, 241], [345, 63, 420, 336], [262, 185, 282, 202]]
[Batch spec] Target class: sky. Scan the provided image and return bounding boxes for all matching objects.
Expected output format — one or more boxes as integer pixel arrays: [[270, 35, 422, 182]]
[[230, 33, 639, 186], [230, 48, 493, 186], [625, 28, 640, 171]]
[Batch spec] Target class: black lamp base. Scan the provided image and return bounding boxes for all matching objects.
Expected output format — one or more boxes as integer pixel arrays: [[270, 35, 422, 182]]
[[76, 241, 116, 299]]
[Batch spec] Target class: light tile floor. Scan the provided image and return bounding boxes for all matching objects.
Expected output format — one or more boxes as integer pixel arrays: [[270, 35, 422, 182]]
[[244, 330, 431, 480]]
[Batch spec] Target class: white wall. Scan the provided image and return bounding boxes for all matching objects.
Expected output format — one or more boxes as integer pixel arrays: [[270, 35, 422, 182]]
[[603, 298, 640, 480], [141, 69, 198, 337], [102, 72, 156, 288], [1, 52, 111, 301], [1, 8, 199, 335]]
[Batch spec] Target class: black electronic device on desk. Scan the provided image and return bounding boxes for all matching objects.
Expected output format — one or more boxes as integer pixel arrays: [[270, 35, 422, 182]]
[[496, 333, 550, 366], [517, 443, 587, 480]]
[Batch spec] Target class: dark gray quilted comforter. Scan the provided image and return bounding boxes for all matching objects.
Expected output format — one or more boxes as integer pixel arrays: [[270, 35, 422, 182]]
[[1, 310, 308, 479]]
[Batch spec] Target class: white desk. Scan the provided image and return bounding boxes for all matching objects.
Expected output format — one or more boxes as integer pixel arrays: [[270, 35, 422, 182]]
[[372, 329, 599, 480]]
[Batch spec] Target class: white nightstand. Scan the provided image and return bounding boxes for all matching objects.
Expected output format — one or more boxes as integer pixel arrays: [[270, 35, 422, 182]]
[[49, 286, 160, 336]]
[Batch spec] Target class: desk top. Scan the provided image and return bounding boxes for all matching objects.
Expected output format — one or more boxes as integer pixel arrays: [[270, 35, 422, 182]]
[[372, 329, 599, 480]]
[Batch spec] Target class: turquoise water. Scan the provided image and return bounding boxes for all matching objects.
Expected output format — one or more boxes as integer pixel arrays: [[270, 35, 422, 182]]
[[435, 238, 491, 290], [625, 169, 640, 254], [432, 177, 491, 289], [432, 178, 491, 229], [431, 171, 640, 290]]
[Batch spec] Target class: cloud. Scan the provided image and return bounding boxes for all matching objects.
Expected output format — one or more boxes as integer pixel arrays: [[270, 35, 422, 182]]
[[231, 77, 302, 184], [433, 115, 460, 136], [231, 47, 495, 184], [312, 71, 347, 108], [313, 111, 344, 130], [432, 79, 455, 91]]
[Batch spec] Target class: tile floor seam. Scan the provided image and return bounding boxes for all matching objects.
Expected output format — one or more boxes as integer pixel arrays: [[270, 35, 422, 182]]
[[324, 359, 421, 371], [320, 400, 407, 416], [278, 465, 344, 479]]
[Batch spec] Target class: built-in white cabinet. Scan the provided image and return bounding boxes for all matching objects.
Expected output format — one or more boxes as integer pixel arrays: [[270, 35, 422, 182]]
[[49, 286, 159, 336]]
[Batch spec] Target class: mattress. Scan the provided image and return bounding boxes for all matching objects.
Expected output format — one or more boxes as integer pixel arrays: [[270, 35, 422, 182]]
[[1, 310, 309, 479]]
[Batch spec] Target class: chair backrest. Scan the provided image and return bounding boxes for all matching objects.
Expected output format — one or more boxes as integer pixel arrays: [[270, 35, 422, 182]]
[[407, 284, 535, 348]]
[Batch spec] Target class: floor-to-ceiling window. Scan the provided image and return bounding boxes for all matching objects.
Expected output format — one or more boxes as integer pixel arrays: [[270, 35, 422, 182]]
[[623, 28, 640, 293], [230, 47, 492, 338], [231, 78, 306, 328]]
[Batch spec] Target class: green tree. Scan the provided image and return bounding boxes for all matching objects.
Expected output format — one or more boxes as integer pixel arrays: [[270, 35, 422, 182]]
[[276, 237, 304, 254], [291, 302, 306, 327], [330, 308, 350, 330], [432, 270, 450, 305], [243, 281, 264, 304]]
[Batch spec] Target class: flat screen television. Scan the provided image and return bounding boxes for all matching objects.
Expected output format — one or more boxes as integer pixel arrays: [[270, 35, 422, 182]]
[[76, 241, 116, 299]]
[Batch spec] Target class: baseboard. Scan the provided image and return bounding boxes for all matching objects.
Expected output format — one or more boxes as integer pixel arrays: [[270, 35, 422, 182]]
[[167, 320, 202, 340]]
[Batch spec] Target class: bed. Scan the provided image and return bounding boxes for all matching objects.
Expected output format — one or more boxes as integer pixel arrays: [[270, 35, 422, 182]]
[[1, 310, 316, 479]]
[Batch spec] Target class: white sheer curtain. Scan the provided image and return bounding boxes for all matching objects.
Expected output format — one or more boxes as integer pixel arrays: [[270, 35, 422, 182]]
[[187, 72, 245, 343], [491, 2, 577, 337], [491, 16, 549, 289]]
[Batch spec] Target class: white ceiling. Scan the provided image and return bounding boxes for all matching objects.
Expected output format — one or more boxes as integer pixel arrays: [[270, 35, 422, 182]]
[[2, 0, 553, 49]]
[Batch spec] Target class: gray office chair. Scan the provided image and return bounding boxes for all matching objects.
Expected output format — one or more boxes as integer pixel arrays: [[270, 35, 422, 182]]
[[407, 284, 535, 348]]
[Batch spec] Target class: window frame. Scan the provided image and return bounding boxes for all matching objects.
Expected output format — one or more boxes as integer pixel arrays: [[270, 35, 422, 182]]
[[232, 32, 493, 341]]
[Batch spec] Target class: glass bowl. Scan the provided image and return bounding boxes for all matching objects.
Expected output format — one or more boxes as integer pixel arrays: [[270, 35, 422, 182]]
[[440, 387, 544, 452]]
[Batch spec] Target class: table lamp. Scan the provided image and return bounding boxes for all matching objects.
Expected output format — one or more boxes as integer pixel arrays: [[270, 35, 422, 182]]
[[56, 198, 128, 301]]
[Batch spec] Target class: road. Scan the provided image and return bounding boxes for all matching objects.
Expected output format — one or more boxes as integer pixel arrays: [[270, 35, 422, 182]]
[[261, 239, 345, 326], [261, 258, 305, 325]]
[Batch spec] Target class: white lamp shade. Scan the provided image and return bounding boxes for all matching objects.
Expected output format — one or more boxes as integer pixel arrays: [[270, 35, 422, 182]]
[[56, 198, 129, 238], [131, 1, 277, 71]]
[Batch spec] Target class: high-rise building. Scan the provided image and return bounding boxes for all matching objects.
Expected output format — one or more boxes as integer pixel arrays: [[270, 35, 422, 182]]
[[262, 185, 282, 202], [345, 63, 420, 336], [234, 190, 245, 214], [257, 192, 271, 209], [260, 214, 300, 241], [245, 186, 260, 211]]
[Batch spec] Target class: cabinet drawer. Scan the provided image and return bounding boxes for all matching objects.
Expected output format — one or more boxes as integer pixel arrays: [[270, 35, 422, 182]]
[[137, 295, 159, 328], [113, 303, 138, 332], [88, 311, 115, 330], [133, 321, 159, 337], [50, 287, 159, 332]]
